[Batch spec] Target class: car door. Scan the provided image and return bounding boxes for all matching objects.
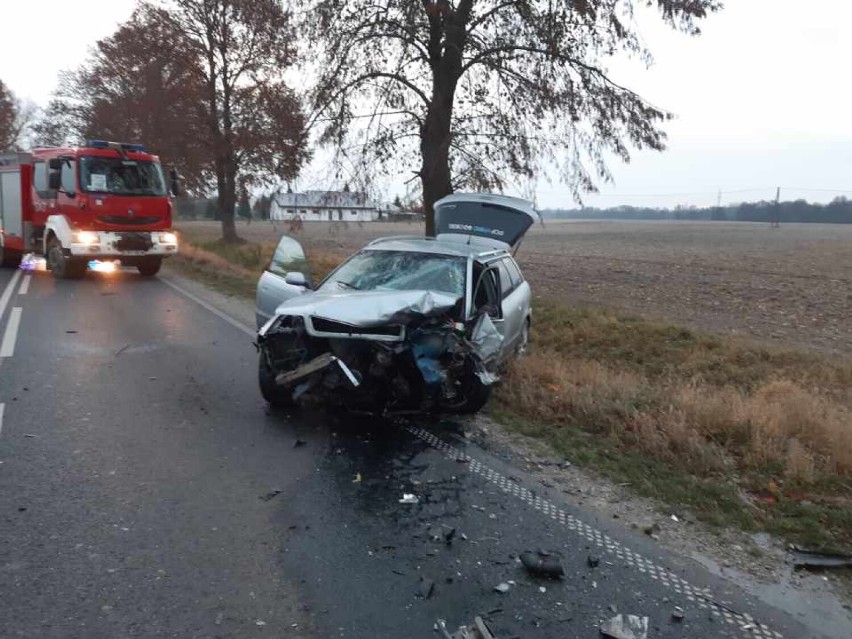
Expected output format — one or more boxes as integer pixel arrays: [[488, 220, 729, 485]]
[[255, 235, 312, 328], [499, 257, 531, 356], [493, 258, 523, 356], [469, 266, 505, 361]]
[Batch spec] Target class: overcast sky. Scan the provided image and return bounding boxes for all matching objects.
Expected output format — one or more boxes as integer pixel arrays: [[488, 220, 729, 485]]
[[1, 0, 850, 208]]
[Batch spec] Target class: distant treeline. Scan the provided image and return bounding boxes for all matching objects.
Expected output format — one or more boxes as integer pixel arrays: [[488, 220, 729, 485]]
[[542, 197, 852, 224]]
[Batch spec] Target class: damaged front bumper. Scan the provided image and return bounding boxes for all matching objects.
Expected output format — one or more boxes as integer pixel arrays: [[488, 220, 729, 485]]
[[275, 352, 361, 388], [256, 310, 502, 415]]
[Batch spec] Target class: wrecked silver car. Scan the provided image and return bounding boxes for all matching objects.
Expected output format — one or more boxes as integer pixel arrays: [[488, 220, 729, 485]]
[[255, 193, 537, 415]]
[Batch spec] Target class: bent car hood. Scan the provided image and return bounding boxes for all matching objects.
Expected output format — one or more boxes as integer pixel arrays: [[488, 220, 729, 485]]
[[274, 289, 460, 327]]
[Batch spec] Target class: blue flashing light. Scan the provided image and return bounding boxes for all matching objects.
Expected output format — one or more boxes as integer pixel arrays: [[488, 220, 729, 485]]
[[85, 139, 148, 153]]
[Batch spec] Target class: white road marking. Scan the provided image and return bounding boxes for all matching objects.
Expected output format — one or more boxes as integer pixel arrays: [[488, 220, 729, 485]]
[[0, 307, 23, 358], [159, 277, 255, 338], [0, 269, 23, 321], [0, 403, 4, 437], [406, 425, 785, 639], [18, 275, 31, 295]]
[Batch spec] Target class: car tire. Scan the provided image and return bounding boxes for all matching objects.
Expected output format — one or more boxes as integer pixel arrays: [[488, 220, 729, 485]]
[[137, 257, 162, 277], [47, 239, 86, 279], [450, 371, 493, 414], [258, 354, 296, 408]]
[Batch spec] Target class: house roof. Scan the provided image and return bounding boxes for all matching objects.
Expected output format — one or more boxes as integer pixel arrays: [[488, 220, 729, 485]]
[[273, 190, 377, 209]]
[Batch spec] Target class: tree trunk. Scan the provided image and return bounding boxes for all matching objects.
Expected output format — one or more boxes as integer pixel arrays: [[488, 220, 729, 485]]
[[420, 75, 456, 237], [420, 4, 468, 236]]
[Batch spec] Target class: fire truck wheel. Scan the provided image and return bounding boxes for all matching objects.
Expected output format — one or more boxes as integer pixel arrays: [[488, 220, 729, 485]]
[[136, 257, 162, 277], [47, 239, 86, 279]]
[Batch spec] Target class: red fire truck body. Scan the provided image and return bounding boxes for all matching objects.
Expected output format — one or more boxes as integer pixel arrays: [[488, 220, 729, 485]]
[[0, 140, 178, 277]]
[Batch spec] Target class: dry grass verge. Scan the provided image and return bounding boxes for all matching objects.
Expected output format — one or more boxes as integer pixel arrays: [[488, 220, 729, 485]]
[[169, 231, 852, 550], [167, 230, 344, 299], [498, 303, 852, 550]]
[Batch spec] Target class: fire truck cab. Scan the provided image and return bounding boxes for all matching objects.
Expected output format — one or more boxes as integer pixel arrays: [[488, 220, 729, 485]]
[[0, 140, 178, 278]]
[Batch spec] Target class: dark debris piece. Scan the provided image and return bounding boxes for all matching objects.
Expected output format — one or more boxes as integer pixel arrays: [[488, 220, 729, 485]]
[[520, 550, 565, 580], [419, 577, 435, 599], [790, 547, 852, 570]]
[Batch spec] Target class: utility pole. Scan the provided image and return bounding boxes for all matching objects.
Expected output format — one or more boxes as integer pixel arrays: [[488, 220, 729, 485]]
[[771, 187, 781, 228]]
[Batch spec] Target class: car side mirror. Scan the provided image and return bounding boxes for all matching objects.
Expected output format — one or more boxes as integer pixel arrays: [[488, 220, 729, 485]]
[[285, 271, 309, 288], [48, 171, 61, 191]]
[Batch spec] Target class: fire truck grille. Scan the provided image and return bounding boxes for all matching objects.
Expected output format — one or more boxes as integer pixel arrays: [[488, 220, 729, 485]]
[[115, 233, 154, 252], [98, 215, 161, 225]]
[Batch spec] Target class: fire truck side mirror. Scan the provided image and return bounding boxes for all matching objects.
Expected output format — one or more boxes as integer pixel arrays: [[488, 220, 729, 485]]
[[48, 171, 62, 191], [169, 168, 182, 197]]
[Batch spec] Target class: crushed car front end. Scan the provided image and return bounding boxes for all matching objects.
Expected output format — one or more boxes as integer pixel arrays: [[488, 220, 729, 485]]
[[256, 250, 503, 415]]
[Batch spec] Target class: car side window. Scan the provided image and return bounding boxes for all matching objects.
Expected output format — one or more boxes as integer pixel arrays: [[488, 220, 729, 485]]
[[503, 257, 524, 287], [495, 259, 514, 298], [474, 268, 502, 318], [268, 235, 310, 280]]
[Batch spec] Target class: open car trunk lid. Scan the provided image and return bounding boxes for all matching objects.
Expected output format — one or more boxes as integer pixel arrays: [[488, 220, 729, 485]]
[[434, 193, 539, 251]]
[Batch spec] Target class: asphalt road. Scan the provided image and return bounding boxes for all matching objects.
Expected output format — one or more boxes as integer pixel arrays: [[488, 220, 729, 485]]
[[0, 266, 830, 638]]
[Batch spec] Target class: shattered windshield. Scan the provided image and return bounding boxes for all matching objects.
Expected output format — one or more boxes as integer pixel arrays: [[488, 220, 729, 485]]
[[320, 250, 466, 297], [79, 156, 167, 196]]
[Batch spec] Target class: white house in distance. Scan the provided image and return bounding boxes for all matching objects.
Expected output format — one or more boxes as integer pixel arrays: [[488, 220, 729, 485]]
[[269, 189, 382, 222]]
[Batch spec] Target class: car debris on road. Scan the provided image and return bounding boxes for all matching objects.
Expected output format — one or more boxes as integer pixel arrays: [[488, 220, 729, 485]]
[[600, 614, 649, 639], [519, 550, 565, 579], [436, 616, 495, 639], [790, 547, 852, 570]]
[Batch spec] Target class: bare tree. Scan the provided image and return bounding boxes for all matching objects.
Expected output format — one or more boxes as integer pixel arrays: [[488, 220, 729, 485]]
[[301, 0, 720, 235], [32, 5, 212, 192], [169, 0, 310, 242], [0, 79, 35, 152]]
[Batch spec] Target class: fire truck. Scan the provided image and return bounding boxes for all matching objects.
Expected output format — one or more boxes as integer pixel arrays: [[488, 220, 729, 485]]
[[0, 140, 179, 278]]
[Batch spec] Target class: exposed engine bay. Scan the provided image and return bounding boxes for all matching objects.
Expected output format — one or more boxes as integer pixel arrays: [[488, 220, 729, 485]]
[[256, 297, 503, 415]]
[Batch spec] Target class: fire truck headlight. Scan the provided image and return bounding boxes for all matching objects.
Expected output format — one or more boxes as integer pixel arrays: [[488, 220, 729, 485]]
[[159, 232, 178, 246], [73, 231, 100, 244]]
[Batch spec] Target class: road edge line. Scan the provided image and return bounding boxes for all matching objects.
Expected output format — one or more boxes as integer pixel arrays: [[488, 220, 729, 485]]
[[158, 277, 255, 338], [0, 270, 23, 322], [18, 274, 31, 295], [0, 307, 23, 358]]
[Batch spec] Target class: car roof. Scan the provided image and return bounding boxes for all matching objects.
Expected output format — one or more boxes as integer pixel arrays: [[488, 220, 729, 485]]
[[363, 236, 510, 260]]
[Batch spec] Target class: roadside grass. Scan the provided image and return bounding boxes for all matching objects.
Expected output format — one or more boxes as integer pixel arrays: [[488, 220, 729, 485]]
[[167, 230, 344, 299], [169, 231, 852, 551], [498, 302, 852, 551]]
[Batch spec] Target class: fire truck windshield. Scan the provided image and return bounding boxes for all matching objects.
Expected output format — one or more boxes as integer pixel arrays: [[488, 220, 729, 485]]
[[79, 156, 167, 196]]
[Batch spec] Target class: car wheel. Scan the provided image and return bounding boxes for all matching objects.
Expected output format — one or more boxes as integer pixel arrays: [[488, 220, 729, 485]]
[[137, 257, 162, 277], [258, 354, 296, 408], [449, 368, 493, 414], [47, 239, 86, 279]]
